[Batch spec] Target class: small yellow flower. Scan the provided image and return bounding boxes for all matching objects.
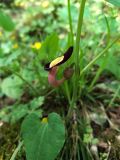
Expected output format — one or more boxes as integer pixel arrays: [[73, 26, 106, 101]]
[[31, 42, 42, 50], [10, 35, 16, 40], [41, 1, 49, 8], [117, 40, 120, 45], [13, 43, 18, 49], [41, 117, 48, 123], [0, 31, 2, 37], [15, 1, 26, 7]]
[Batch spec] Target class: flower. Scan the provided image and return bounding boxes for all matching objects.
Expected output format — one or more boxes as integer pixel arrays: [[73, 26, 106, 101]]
[[41, 1, 49, 8], [10, 34, 16, 40], [15, 1, 26, 8], [0, 31, 2, 37], [44, 46, 73, 71], [13, 43, 18, 49], [44, 46, 74, 87], [31, 42, 42, 50]]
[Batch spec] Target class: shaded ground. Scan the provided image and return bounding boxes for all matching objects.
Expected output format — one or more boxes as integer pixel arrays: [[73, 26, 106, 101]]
[[0, 93, 120, 160]]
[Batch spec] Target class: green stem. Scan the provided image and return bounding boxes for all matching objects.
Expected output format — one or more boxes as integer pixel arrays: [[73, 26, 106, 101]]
[[65, 82, 71, 104], [66, 0, 74, 105], [72, 0, 87, 103], [80, 36, 120, 76], [88, 55, 108, 92], [10, 141, 23, 160], [104, 15, 111, 44], [88, 15, 111, 92], [66, 0, 87, 120], [67, 0, 74, 44]]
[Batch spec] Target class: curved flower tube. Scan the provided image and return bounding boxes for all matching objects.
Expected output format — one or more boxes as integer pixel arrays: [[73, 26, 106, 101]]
[[48, 66, 65, 87]]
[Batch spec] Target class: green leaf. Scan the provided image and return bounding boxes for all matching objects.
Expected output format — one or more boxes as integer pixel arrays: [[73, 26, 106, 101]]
[[1, 75, 24, 99], [91, 138, 99, 145], [10, 104, 28, 123], [30, 109, 42, 117], [21, 113, 65, 160], [0, 10, 15, 31], [57, 4, 78, 23], [29, 96, 44, 110], [0, 107, 11, 122], [0, 51, 21, 67], [106, 0, 120, 7], [97, 53, 120, 80], [106, 54, 120, 79], [20, 68, 36, 82], [83, 133, 93, 143], [39, 33, 59, 61]]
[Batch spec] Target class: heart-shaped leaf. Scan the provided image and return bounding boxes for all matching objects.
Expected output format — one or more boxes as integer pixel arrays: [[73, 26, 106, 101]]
[[21, 112, 65, 160]]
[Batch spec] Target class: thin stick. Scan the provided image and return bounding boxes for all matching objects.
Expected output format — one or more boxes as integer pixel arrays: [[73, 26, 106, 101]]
[[10, 141, 23, 160]]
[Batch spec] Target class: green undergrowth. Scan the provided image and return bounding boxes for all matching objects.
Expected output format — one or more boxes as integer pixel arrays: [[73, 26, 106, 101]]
[[0, 0, 120, 160]]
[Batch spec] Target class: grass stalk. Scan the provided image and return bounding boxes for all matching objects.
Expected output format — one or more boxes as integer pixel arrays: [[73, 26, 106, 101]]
[[10, 141, 23, 160], [104, 15, 111, 44], [66, 0, 87, 120], [64, 82, 71, 103], [88, 15, 111, 91], [72, 0, 87, 104], [88, 55, 108, 92], [67, 0, 74, 44], [80, 36, 120, 76]]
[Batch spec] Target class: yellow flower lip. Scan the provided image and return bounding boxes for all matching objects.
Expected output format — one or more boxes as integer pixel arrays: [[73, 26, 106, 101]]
[[44, 46, 73, 71], [31, 42, 42, 50], [49, 56, 64, 68]]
